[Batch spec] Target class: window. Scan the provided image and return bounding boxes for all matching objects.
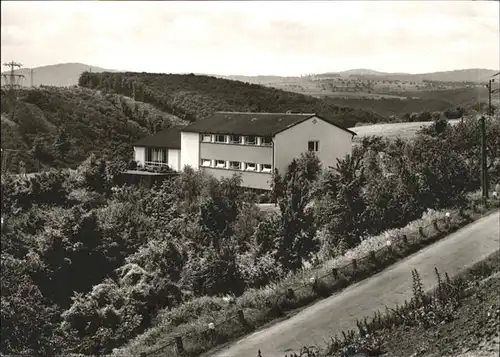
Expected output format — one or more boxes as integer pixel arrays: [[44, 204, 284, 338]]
[[200, 158, 211, 167], [148, 148, 166, 162], [261, 164, 272, 173], [215, 135, 226, 143], [245, 135, 257, 145], [261, 136, 273, 146], [201, 134, 212, 142], [230, 135, 241, 144], [245, 162, 256, 171], [229, 161, 241, 170], [308, 140, 319, 152], [215, 160, 226, 168]]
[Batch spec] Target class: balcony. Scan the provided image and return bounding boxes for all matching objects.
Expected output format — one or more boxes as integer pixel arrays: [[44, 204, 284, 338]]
[[145, 161, 171, 169]]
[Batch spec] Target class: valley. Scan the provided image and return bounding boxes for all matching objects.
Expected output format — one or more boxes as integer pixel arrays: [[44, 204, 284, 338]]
[[1, 64, 499, 357], [1, 64, 498, 175]]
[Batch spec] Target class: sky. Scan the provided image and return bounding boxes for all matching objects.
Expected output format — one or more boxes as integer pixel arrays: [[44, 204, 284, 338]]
[[1, 0, 499, 76]]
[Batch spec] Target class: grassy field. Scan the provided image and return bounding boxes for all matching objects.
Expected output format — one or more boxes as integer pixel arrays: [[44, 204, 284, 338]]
[[350, 119, 462, 143]]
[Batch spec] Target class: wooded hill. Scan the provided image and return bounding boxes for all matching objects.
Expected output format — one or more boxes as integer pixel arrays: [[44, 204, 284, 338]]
[[1, 72, 388, 173], [0, 86, 186, 173], [78, 71, 385, 127]]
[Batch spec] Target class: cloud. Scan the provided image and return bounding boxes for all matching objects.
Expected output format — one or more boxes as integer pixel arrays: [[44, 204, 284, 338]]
[[1, 0, 498, 75]]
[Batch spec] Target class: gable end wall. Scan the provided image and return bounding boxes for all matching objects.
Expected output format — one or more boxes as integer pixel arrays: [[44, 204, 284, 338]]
[[273, 116, 353, 174]]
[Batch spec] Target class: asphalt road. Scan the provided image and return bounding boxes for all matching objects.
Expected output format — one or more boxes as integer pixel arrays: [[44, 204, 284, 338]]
[[212, 210, 500, 357]]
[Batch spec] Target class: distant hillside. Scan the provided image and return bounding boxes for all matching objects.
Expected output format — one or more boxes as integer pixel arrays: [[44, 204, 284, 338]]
[[214, 69, 497, 118], [344, 68, 499, 83], [0, 86, 185, 173], [315, 86, 496, 118], [218, 68, 499, 84], [1, 63, 118, 87], [338, 69, 390, 76], [78, 71, 385, 128]]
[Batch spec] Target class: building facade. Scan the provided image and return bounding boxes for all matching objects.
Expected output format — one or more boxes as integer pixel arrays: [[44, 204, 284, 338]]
[[133, 112, 356, 190], [133, 127, 182, 171]]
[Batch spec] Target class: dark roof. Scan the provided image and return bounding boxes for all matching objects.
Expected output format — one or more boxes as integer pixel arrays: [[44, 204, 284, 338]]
[[181, 112, 357, 136], [133, 126, 183, 149]]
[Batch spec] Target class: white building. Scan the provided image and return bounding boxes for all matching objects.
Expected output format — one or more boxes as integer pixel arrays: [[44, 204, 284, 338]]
[[133, 127, 182, 171], [133, 112, 356, 190]]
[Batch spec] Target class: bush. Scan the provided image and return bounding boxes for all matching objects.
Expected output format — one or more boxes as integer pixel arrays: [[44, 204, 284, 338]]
[[444, 107, 464, 119], [2, 110, 499, 356], [181, 247, 245, 296]]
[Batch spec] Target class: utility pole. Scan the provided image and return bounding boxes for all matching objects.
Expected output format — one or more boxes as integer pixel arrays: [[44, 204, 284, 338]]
[[30, 69, 34, 87], [480, 73, 500, 200], [480, 115, 488, 200], [487, 79, 492, 115], [486, 73, 499, 116]]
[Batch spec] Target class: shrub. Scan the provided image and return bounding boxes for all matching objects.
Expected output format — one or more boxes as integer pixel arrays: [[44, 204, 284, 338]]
[[180, 246, 245, 296]]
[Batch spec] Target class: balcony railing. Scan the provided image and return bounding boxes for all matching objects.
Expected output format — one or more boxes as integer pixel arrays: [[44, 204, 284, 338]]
[[144, 161, 171, 169]]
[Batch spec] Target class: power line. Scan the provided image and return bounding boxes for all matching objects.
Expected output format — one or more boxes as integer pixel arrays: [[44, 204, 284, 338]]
[[2, 61, 25, 88], [2, 61, 26, 126]]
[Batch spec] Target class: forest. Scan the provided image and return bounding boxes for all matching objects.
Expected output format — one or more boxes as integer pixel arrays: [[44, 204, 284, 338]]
[[2, 115, 499, 356], [0, 86, 186, 174], [2, 72, 386, 174], [2, 71, 474, 175], [78, 71, 385, 126]]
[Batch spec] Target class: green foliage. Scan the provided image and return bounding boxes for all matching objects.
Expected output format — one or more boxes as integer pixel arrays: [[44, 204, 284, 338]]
[[275, 152, 322, 271], [1, 170, 70, 214], [2, 111, 499, 356], [419, 117, 451, 137], [444, 106, 465, 119], [237, 250, 284, 289], [198, 175, 243, 247], [446, 117, 500, 184], [79, 71, 384, 128], [31, 136, 53, 168], [315, 153, 367, 249], [75, 154, 112, 194], [324, 259, 497, 357], [181, 245, 245, 297], [315, 116, 494, 247], [1, 253, 60, 355], [53, 128, 71, 161], [0, 86, 171, 173]]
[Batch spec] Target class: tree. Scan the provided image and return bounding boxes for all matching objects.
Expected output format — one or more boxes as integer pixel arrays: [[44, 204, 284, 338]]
[[270, 168, 285, 203], [1, 253, 60, 355], [76, 154, 111, 194], [30, 137, 53, 170], [419, 117, 451, 137], [315, 153, 368, 248], [274, 152, 321, 271], [53, 129, 71, 161], [198, 175, 242, 250]]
